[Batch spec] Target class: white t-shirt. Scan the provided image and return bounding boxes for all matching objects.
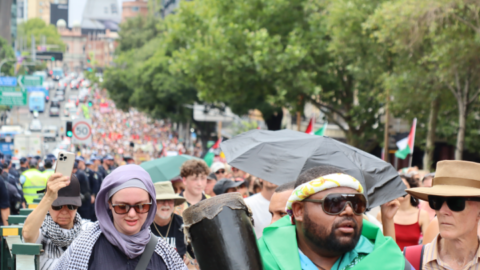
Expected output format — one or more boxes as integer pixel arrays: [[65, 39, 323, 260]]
[[244, 193, 271, 239]]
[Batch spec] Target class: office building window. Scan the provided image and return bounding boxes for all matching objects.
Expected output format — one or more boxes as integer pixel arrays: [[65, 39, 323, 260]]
[[111, 4, 118, 14]]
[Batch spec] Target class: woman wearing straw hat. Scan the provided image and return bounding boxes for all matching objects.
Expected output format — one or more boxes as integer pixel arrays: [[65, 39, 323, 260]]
[[54, 164, 187, 270], [405, 160, 480, 270]]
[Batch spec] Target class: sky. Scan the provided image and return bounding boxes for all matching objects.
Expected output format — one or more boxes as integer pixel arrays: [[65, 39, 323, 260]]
[[68, 0, 133, 26]]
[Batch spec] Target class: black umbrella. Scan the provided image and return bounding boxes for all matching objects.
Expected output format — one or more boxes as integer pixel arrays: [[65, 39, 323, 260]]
[[221, 129, 406, 209]]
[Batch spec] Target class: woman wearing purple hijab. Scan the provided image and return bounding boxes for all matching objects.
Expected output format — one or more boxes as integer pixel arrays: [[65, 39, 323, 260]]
[[54, 164, 187, 270]]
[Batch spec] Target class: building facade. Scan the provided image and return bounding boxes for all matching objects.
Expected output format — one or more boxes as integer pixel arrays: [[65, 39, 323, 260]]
[[122, 0, 148, 22]]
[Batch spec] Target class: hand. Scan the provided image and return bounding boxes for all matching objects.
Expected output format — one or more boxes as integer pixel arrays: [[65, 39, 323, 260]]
[[380, 199, 400, 220], [45, 173, 71, 201]]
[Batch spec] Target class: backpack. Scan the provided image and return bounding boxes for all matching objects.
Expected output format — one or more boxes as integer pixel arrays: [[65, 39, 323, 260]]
[[404, 245, 425, 270]]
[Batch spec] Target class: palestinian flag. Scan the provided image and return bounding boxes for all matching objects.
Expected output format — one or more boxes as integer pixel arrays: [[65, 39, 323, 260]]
[[395, 118, 417, 160], [314, 122, 328, 136], [305, 117, 315, 134], [204, 138, 222, 167]]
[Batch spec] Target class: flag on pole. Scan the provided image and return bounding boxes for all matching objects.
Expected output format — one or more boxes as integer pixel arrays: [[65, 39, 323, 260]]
[[314, 122, 328, 136], [204, 138, 222, 167], [305, 116, 315, 134], [395, 118, 417, 160]]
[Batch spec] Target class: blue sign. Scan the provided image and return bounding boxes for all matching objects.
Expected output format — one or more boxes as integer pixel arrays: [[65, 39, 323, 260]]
[[26, 87, 46, 92], [0, 143, 14, 156], [0, 77, 17, 87]]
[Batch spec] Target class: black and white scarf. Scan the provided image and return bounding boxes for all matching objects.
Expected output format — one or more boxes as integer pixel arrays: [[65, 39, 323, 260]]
[[54, 222, 187, 270], [41, 212, 83, 247]]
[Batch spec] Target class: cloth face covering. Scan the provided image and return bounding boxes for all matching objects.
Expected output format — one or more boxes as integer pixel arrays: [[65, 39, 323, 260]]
[[285, 173, 364, 218], [41, 212, 83, 247]]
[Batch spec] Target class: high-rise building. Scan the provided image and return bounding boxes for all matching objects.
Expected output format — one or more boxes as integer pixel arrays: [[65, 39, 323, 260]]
[[24, 0, 68, 26]]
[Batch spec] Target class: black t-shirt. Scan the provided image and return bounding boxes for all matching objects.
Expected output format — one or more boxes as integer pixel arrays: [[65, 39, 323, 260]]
[[0, 178, 9, 226], [88, 233, 167, 270], [150, 214, 188, 258]]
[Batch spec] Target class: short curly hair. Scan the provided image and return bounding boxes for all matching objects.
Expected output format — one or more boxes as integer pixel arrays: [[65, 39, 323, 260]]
[[180, 159, 210, 178]]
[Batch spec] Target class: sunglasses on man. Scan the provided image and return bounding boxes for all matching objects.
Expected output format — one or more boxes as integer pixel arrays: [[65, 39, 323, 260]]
[[215, 169, 225, 174], [428, 195, 480, 212], [303, 193, 367, 215], [51, 205, 78, 211], [111, 202, 152, 214]]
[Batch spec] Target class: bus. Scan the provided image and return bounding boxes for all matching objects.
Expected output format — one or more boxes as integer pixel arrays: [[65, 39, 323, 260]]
[[0, 131, 19, 156], [29, 92, 46, 113], [52, 68, 64, 81]]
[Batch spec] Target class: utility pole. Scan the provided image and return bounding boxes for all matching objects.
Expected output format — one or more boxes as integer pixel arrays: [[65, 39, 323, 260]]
[[383, 90, 390, 163], [31, 34, 36, 62]]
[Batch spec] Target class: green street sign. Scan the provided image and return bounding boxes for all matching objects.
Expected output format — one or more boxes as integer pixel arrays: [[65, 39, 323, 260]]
[[19, 75, 43, 87], [0, 86, 27, 106]]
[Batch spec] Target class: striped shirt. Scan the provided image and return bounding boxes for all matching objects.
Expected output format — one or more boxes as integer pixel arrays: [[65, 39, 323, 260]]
[[423, 235, 480, 270]]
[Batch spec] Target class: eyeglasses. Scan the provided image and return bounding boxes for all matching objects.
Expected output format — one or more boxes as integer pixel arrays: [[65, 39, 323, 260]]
[[303, 193, 367, 215], [51, 205, 78, 211], [215, 169, 225, 174], [111, 201, 152, 214], [428, 196, 480, 212]]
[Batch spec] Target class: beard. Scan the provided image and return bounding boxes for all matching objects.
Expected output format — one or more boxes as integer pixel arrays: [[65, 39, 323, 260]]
[[302, 210, 362, 254], [156, 206, 173, 220]]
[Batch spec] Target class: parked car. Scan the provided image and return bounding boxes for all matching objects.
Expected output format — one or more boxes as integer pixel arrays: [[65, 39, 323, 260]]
[[50, 98, 61, 108], [29, 119, 42, 132], [49, 106, 60, 117]]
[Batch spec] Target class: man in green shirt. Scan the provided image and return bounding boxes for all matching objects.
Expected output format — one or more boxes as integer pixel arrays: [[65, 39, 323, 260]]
[[257, 165, 411, 270]]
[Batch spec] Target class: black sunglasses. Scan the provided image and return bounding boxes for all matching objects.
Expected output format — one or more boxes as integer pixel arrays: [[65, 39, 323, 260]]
[[303, 193, 367, 215], [111, 202, 152, 214], [428, 195, 480, 212], [215, 169, 225, 174], [52, 205, 78, 211]]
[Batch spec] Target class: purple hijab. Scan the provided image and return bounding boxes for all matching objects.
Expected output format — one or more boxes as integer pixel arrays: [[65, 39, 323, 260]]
[[95, 164, 157, 259]]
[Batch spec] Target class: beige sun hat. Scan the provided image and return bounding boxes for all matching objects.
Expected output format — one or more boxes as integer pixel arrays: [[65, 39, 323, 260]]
[[406, 160, 480, 201], [154, 181, 186, 206]]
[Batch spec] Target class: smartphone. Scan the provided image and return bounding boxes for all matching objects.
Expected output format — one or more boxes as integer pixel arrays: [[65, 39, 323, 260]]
[[55, 151, 76, 177]]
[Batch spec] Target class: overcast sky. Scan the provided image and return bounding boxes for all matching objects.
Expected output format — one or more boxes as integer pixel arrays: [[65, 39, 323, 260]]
[[68, 0, 133, 26]]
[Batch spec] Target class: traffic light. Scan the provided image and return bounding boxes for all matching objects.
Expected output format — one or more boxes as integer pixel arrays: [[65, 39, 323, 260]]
[[66, 121, 73, 137]]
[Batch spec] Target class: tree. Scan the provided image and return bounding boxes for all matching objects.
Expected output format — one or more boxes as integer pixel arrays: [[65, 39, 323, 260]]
[[0, 36, 15, 75], [369, 0, 480, 160], [17, 18, 65, 52]]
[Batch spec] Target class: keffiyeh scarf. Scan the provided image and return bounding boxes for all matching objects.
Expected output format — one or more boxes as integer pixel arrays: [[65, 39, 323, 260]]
[[285, 173, 364, 217], [41, 212, 83, 247], [54, 222, 187, 270]]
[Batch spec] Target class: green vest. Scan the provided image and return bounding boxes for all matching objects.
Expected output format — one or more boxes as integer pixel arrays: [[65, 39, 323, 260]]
[[42, 169, 55, 181], [22, 169, 47, 204], [257, 216, 406, 270]]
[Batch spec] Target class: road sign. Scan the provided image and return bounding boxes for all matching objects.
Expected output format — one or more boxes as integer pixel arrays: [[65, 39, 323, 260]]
[[72, 119, 92, 146], [19, 75, 43, 87], [0, 86, 27, 106], [0, 77, 17, 87]]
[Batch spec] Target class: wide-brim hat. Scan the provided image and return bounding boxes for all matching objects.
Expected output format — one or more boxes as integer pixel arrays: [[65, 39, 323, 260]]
[[154, 181, 186, 206], [407, 160, 480, 201]]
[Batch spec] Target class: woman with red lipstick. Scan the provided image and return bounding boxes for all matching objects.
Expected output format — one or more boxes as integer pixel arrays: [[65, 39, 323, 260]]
[[55, 164, 187, 270]]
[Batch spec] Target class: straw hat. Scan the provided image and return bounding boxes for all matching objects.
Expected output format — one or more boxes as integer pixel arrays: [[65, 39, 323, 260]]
[[407, 160, 480, 201], [154, 181, 186, 206]]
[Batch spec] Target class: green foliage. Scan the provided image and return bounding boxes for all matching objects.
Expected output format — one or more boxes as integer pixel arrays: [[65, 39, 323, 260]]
[[0, 37, 15, 75], [17, 18, 65, 52]]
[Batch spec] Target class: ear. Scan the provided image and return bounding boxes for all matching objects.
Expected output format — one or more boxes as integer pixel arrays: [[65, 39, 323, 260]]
[[292, 201, 305, 222]]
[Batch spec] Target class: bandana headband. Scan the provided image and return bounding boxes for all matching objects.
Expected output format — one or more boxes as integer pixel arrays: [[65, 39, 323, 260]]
[[285, 173, 364, 218]]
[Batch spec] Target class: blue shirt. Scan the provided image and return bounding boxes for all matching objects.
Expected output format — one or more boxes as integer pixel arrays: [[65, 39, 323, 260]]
[[298, 235, 375, 270]]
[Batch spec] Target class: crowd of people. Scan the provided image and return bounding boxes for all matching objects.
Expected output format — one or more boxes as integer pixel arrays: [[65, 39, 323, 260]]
[[1, 93, 480, 270]]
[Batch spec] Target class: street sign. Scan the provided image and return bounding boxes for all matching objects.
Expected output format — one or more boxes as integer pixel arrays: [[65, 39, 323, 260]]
[[0, 77, 17, 87], [0, 86, 27, 106], [19, 75, 43, 87], [72, 119, 92, 146]]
